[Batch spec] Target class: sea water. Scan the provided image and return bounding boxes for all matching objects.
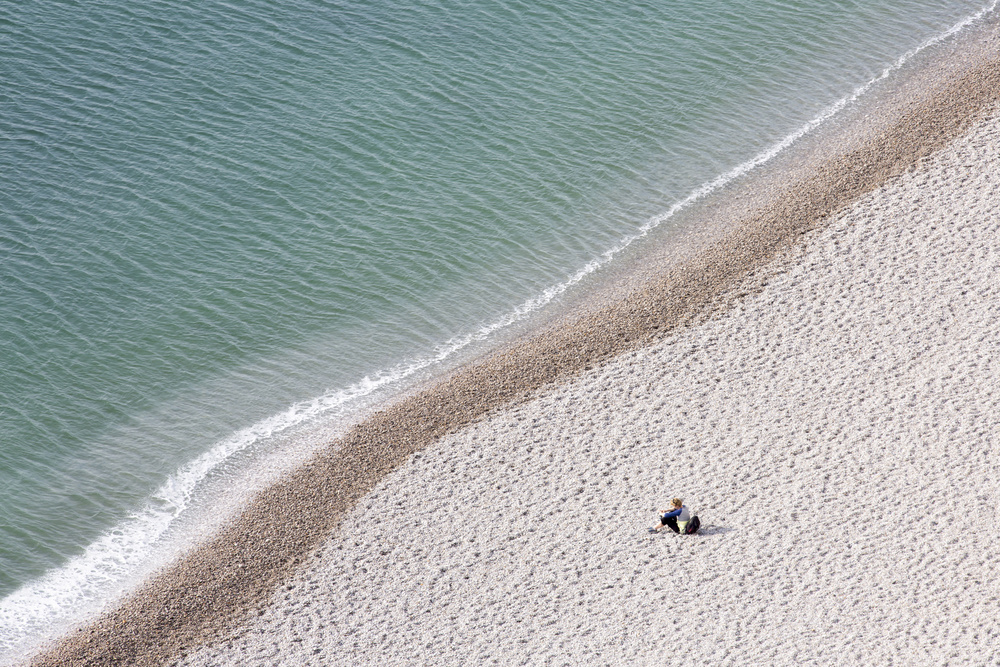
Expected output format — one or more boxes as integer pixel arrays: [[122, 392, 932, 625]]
[[0, 0, 994, 656]]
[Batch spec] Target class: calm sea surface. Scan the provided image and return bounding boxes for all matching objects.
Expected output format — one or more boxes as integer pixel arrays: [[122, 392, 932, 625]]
[[0, 0, 994, 654]]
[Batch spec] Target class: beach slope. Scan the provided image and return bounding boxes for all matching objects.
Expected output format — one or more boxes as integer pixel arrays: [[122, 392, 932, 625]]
[[29, 22, 1000, 667], [180, 105, 1000, 666]]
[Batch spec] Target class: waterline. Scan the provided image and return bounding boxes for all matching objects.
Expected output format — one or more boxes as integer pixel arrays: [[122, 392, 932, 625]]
[[2, 1, 995, 659]]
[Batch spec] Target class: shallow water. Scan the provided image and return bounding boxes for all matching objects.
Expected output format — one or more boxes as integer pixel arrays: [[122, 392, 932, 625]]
[[0, 0, 994, 655]]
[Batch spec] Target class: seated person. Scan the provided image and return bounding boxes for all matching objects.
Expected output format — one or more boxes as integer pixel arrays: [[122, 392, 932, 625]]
[[650, 497, 691, 533]]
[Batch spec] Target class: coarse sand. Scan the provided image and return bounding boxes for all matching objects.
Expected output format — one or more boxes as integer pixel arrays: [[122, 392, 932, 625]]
[[173, 106, 1000, 667]]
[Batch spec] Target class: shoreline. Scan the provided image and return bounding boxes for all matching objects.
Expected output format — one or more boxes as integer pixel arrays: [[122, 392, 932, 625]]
[[28, 19, 1000, 667], [184, 102, 1000, 665]]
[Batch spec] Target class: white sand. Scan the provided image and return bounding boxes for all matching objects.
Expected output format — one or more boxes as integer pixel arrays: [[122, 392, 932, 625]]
[[178, 111, 1000, 666]]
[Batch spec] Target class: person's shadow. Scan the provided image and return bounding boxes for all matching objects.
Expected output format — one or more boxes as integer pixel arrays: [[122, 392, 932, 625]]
[[645, 523, 732, 538], [692, 524, 732, 537]]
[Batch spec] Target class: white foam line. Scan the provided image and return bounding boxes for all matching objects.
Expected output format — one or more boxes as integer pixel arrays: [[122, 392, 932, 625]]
[[1, 3, 995, 659], [444, 0, 999, 343]]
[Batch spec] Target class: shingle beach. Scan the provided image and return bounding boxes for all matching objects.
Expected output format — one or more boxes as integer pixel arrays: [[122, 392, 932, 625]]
[[28, 18, 1000, 667]]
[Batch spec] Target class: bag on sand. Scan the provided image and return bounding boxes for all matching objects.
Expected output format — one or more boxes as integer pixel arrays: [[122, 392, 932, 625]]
[[684, 515, 700, 535]]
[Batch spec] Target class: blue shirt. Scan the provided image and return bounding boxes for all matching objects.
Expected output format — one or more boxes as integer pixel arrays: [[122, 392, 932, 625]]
[[661, 506, 690, 522]]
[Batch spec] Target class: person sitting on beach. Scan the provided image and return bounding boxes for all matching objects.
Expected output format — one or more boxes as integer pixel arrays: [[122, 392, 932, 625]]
[[649, 497, 698, 534]]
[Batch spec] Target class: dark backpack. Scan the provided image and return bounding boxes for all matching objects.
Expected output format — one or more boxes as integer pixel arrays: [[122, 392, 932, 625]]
[[684, 515, 701, 535]]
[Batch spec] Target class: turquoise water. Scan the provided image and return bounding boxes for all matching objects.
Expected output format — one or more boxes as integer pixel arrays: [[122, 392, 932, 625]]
[[0, 0, 994, 654]]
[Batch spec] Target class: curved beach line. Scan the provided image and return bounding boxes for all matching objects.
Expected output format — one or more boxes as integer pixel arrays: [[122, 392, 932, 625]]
[[22, 7, 1000, 667]]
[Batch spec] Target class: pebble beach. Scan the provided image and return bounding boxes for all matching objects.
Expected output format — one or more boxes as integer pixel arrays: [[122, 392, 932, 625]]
[[174, 110, 1000, 666], [28, 17, 1000, 667]]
